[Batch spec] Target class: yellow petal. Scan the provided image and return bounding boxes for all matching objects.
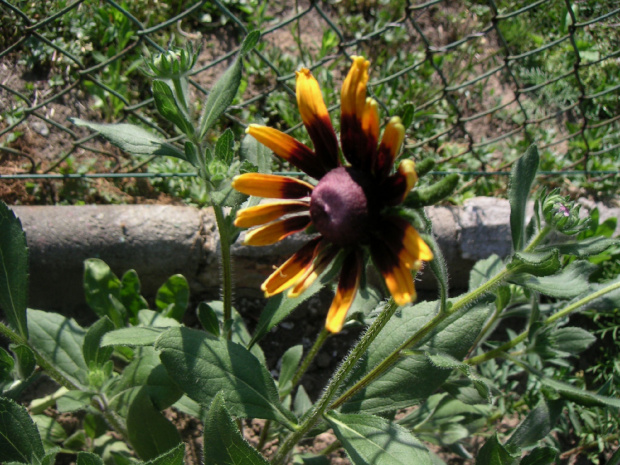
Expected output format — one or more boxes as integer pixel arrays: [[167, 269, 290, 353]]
[[341, 56, 370, 120], [234, 201, 309, 228], [243, 215, 311, 246], [261, 238, 321, 297], [232, 173, 314, 199], [325, 252, 362, 333]]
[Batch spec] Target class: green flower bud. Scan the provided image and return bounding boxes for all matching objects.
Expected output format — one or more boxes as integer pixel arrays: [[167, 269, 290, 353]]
[[144, 43, 199, 79], [540, 189, 589, 235]]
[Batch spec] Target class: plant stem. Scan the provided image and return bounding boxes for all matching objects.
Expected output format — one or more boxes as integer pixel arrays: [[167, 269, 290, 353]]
[[291, 327, 330, 389], [523, 224, 552, 252], [212, 204, 234, 338], [466, 278, 620, 366], [329, 265, 513, 409], [270, 300, 399, 465]]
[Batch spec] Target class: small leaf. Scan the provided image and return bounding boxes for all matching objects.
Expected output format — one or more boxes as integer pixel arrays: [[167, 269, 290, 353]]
[[215, 128, 235, 164], [152, 80, 195, 137], [539, 376, 620, 408], [0, 201, 29, 338], [551, 327, 596, 355], [239, 30, 261, 56], [507, 250, 561, 277], [197, 302, 221, 337], [57, 390, 93, 413], [83, 259, 123, 321], [0, 396, 45, 463], [83, 317, 115, 366], [539, 236, 619, 258], [126, 389, 182, 461], [27, 309, 88, 388], [203, 392, 270, 465], [101, 327, 168, 347], [199, 57, 242, 139], [414, 158, 435, 178], [326, 411, 432, 465], [509, 145, 539, 252], [505, 398, 564, 448], [476, 434, 519, 465], [278, 345, 303, 395], [509, 260, 596, 298], [469, 255, 504, 292], [12, 344, 35, 379], [120, 270, 149, 322], [155, 326, 296, 427], [400, 103, 415, 129], [155, 274, 189, 322], [519, 446, 558, 465], [404, 173, 460, 208], [77, 451, 105, 465], [70, 119, 187, 160], [241, 131, 271, 174]]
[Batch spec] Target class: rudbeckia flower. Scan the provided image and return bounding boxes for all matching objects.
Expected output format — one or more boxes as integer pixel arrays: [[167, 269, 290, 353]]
[[232, 56, 433, 333]]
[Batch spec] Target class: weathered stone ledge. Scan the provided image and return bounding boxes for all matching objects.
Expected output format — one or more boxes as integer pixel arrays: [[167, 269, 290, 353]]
[[12, 198, 619, 317]]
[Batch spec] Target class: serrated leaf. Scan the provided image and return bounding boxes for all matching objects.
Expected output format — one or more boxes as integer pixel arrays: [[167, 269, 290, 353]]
[[506, 398, 563, 448], [203, 392, 269, 465], [509, 260, 596, 298], [144, 443, 186, 465], [476, 434, 519, 465], [126, 389, 182, 461], [540, 236, 619, 258], [70, 118, 187, 160], [215, 128, 235, 164], [77, 451, 105, 465], [155, 274, 189, 322], [155, 326, 296, 427], [507, 250, 561, 277], [27, 309, 88, 388], [0, 396, 45, 463], [152, 80, 195, 137], [198, 57, 242, 139], [509, 145, 539, 251], [326, 412, 432, 465], [0, 201, 29, 338], [341, 300, 492, 414], [83, 317, 115, 367]]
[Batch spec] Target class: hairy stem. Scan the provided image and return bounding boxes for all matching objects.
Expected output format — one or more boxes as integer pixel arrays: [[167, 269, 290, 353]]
[[270, 300, 399, 464], [291, 327, 330, 389], [212, 204, 234, 338]]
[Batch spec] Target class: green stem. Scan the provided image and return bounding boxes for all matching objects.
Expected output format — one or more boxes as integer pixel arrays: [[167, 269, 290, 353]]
[[466, 278, 620, 366], [329, 266, 513, 409], [212, 204, 234, 337], [523, 225, 552, 252], [270, 300, 399, 465], [291, 327, 330, 389]]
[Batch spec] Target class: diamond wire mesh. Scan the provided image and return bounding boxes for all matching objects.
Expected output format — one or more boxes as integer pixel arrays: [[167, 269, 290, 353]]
[[0, 0, 618, 196]]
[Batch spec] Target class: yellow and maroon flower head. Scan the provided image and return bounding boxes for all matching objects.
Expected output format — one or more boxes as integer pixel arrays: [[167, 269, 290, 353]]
[[232, 56, 433, 333]]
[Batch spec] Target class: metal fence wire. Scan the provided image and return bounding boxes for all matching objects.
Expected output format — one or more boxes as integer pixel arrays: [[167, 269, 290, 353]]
[[0, 0, 619, 194]]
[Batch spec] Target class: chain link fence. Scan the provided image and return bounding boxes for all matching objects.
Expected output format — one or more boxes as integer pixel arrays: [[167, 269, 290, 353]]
[[1, 0, 619, 201]]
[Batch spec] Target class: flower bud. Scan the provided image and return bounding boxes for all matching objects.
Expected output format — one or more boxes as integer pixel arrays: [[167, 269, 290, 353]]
[[540, 189, 589, 235], [144, 43, 199, 79]]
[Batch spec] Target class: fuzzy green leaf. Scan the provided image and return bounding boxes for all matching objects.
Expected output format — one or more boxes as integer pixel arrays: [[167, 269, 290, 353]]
[[83, 317, 115, 366], [145, 443, 186, 465], [152, 80, 195, 137], [326, 412, 432, 465], [83, 258, 123, 323], [540, 236, 619, 258], [27, 309, 88, 388], [519, 447, 558, 465], [0, 201, 29, 339], [126, 389, 182, 461], [77, 452, 105, 465], [155, 274, 189, 322], [507, 250, 561, 277], [509, 145, 539, 251], [341, 300, 492, 414], [278, 344, 303, 395], [241, 131, 271, 174], [505, 398, 563, 448], [203, 392, 270, 465], [155, 326, 297, 427], [215, 128, 235, 164], [101, 327, 168, 347], [509, 260, 596, 298], [404, 173, 460, 208], [70, 118, 187, 160], [239, 30, 261, 56], [476, 434, 519, 465], [0, 396, 45, 463]]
